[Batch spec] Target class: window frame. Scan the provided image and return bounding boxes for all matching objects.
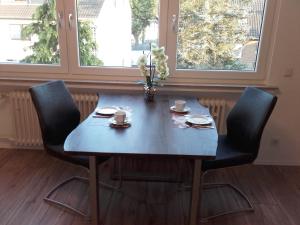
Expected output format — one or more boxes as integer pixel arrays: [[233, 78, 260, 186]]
[[65, 0, 168, 78], [0, 0, 69, 73], [165, 0, 277, 82], [9, 24, 24, 40], [0, 0, 278, 85]]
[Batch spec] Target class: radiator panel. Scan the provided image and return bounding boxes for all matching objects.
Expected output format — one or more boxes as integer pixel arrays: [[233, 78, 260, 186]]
[[9, 91, 98, 148], [199, 98, 227, 134]]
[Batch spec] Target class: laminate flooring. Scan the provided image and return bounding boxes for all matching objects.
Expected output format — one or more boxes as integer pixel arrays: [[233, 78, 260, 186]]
[[0, 149, 299, 225]]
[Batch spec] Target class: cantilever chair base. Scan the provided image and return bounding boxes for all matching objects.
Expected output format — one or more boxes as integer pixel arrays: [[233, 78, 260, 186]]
[[44, 174, 122, 217], [44, 176, 88, 217], [200, 182, 254, 222], [179, 180, 254, 222]]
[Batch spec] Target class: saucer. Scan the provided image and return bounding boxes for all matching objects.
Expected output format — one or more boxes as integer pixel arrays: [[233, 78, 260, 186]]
[[170, 105, 190, 113], [95, 107, 117, 115], [109, 118, 131, 127], [185, 114, 213, 125]]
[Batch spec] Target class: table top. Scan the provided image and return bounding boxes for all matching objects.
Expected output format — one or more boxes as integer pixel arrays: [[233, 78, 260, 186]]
[[64, 94, 218, 159]]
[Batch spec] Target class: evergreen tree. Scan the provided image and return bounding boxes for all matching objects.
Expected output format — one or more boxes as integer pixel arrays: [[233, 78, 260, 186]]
[[21, 0, 59, 64], [22, 0, 102, 66], [78, 21, 103, 66]]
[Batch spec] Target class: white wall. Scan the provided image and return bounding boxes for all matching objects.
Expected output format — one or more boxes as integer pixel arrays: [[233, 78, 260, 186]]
[[0, 0, 299, 165], [0, 20, 32, 62], [255, 0, 300, 165], [96, 0, 132, 66]]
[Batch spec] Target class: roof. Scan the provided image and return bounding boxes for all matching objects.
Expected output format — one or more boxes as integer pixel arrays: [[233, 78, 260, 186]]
[[0, 0, 264, 39], [0, 5, 38, 19], [0, 0, 104, 20], [232, 0, 266, 39], [247, 0, 265, 38], [79, 0, 103, 19]]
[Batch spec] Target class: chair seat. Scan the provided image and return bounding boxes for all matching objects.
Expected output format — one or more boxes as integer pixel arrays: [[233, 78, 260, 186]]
[[202, 135, 255, 171], [46, 144, 110, 168]]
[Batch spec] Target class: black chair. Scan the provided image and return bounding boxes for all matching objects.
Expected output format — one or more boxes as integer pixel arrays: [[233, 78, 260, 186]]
[[29, 80, 113, 216], [201, 87, 277, 220]]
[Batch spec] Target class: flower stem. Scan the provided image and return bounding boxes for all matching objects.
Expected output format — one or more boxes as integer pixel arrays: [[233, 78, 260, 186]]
[[146, 76, 151, 87], [149, 44, 152, 87]]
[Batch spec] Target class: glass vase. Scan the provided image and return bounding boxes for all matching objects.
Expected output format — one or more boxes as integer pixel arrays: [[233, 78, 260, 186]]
[[144, 85, 156, 102]]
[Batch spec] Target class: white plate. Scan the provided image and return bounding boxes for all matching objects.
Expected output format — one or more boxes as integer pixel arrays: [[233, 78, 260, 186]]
[[185, 114, 213, 125], [109, 118, 130, 126], [170, 105, 191, 113], [95, 107, 117, 115]]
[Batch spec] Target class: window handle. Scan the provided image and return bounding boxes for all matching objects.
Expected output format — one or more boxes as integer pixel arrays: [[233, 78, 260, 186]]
[[68, 13, 73, 30], [57, 12, 63, 28], [172, 14, 178, 33]]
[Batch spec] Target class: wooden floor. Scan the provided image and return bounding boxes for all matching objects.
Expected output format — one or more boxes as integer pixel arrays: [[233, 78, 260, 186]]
[[1, 149, 300, 225]]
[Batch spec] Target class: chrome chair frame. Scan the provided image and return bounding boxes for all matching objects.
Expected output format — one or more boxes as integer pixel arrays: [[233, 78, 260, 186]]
[[179, 169, 254, 222], [44, 158, 123, 217], [201, 182, 254, 222]]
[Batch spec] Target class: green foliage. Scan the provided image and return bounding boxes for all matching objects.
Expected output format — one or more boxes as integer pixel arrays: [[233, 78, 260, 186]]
[[78, 21, 103, 66], [21, 0, 102, 66], [130, 0, 156, 46], [177, 0, 250, 70], [21, 0, 59, 64]]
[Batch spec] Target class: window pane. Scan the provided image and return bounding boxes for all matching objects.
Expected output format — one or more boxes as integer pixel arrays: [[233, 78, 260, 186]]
[[177, 0, 266, 71], [0, 0, 60, 64], [9, 24, 22, 40], [76, 0, 159, 67]]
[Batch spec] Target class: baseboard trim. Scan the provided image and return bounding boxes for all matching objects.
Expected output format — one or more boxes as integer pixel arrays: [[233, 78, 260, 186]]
[[254, 160, 300, 166], [0, 138, 43, 150], [0, 137, 14, 149]]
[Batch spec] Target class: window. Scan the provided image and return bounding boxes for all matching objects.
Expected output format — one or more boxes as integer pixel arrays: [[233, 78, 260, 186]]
[[166, 0, 273, 80], [9, 24, 29, 40], [176, 0, 266, 71], [0, 0, 276, 83], [76, 0, 159, 67], [0, 0, 61, 65], [9, 24, 23, 40]]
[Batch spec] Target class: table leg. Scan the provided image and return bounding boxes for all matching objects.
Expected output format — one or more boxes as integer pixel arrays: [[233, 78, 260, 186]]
[[188, 159, 202, 225], [89, 156, 99, 225]]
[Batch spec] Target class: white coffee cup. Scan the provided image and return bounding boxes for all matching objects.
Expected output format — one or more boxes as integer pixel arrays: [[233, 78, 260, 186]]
[[175, 100, 186, 111], [114, 110, 126, 125]]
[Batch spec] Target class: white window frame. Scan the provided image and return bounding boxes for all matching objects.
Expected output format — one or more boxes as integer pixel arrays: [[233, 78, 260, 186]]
[[165, 0, 277, 83], [64, 0, 168, 80], [0, 0, 278, 85], [0, 0, 69, 74]]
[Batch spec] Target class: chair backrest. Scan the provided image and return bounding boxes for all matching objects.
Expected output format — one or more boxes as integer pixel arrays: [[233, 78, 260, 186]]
[[29, 80, 80, 146], [226, 87, 277, 156]]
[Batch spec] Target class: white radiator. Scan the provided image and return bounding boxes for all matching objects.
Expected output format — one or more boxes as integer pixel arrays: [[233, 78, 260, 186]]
[[9, 91, 98, 148], [8, 91, 227, 148], [199, 98, 227, 134]]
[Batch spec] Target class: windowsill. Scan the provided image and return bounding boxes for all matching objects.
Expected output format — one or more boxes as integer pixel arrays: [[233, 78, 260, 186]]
[[0, 76, 279, 96]]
